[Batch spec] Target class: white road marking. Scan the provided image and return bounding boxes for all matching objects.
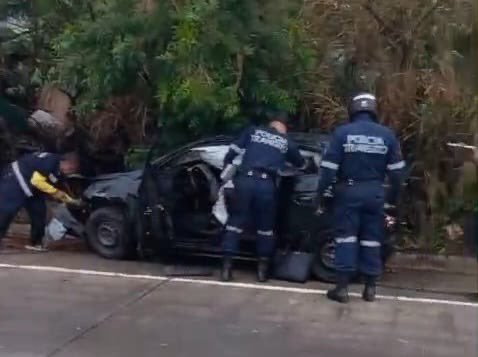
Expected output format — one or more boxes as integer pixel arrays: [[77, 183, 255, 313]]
[[0, 263, 476, 308], [0, 264, 169, 282]]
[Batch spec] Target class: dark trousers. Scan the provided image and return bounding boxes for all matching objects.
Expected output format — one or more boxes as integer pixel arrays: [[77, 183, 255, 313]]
[[333, 182, 385, 277], [0, 196, 47, 245], [222, 175, 277, 258]]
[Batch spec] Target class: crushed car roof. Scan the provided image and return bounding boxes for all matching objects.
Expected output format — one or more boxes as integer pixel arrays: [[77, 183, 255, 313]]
[[82, 132, 330, 200]]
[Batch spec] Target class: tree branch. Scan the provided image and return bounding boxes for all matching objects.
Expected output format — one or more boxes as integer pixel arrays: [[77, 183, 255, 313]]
[[411, 1, 441, 33], [362, 0, 395, 36], [1, 30, 32, 42], [87, 1, 96, 21], [234, 52, 245, 90], [362, 1, 402, 52], [170, 0, 179, 13]]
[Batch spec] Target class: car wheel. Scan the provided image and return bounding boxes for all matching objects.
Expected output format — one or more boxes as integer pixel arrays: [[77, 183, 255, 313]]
[[312, 231, 338, 283], [382, 233, 395, 266], [86, 207, 131, 260], [312, 231, 395, 283]]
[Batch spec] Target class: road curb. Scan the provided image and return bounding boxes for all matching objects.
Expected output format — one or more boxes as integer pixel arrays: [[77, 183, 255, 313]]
[[388, 252, 477, 275], [5, 224, 478, 275]]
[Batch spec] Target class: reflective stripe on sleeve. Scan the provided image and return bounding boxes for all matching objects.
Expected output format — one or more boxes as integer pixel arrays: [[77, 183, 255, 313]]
[[226, 225, 243, 234], [335, 236, 357, 244], [387, 160, 405, 170], [12, 161, 33, 197], [320, 160, 339, 170], [360, 240, 381, 247], [257, 230, 274, 237]]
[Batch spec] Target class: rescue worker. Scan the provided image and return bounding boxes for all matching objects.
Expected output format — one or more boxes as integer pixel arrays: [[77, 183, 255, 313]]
[[0, 151, 82, 251], [316, 92, 405, 303], [220, 110, 306, 282]]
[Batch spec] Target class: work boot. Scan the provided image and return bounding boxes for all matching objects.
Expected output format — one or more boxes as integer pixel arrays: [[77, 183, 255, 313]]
[[257, 258, 270, 283], [362, 275, 377, 302], [220, 256, 233, 282], [326, 273, 350, 303]]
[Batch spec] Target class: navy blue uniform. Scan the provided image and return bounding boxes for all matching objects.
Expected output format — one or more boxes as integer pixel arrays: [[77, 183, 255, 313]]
[[0, 153, 62, 245], [222, 126, 305, 257], [317, 113, 404, 277]]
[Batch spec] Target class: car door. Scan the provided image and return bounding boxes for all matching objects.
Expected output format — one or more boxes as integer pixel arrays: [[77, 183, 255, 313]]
[[136, 142, 189, 257], [276, 148, 333, 247]]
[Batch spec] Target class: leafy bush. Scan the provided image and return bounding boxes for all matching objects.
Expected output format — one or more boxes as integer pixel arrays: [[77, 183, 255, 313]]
[[301, 0, 477, 251], [3, 0, 477, 253], [45, 0, 314, 145]]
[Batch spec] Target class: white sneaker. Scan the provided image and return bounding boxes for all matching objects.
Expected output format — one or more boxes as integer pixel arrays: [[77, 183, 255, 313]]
[[24, 244, 49, 252]]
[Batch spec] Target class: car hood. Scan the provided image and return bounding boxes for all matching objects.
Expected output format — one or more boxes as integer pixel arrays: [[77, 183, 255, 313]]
[[83, 170, 143, 200]]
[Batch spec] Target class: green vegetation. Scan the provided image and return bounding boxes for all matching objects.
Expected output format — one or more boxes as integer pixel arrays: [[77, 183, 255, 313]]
[[1, 0, 476, 252], [2, 0, 313, 143]]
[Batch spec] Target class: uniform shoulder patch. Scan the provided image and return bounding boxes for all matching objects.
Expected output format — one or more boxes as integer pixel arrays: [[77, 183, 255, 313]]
[[250, 129, 288, 153], [343, 135, 388, 155]]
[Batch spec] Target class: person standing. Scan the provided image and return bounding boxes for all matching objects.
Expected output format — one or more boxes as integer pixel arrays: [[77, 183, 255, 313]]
[[0, 151, 82, 251], [316, 92, 405, 303], [220, 110, 305, 282]]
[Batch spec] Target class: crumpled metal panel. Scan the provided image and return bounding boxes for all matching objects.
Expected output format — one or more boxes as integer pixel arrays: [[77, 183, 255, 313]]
[[83, 170, 143, 200], [190, 145, 229, 169]]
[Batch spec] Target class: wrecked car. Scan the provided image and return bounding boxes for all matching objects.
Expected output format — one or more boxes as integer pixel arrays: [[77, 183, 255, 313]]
[[53, 133, 397, 282]]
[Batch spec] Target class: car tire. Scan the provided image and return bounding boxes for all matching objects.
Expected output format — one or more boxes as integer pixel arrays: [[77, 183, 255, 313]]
[[86, 206, 132, 260], [311, 231, 337, 283], [312, 231, 395, 283]]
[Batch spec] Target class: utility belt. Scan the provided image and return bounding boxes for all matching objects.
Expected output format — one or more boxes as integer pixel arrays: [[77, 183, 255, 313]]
[[336, 178, 383, 187], [240, 168, 275, 180]]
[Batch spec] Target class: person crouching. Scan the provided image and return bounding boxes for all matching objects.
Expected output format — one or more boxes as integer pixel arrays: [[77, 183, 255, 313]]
[[0, 151, 82, 251]]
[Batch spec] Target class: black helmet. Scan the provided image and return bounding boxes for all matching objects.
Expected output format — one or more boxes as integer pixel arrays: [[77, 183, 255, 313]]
[[348, 92, 378, 119]]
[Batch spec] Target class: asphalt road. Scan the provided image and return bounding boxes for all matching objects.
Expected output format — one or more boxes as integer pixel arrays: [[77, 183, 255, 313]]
[[0, 251, 476, 357]]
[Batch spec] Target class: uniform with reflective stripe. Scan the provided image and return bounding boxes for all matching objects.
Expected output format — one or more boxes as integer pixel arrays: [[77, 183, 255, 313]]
[[11, 161, 33, 197], [223, 125, 304, 175], [222, 125, 305, 258], [317, 112, 404, 205], [336, 236, 357, 244], [317, 112, 405, 277], [0, 152, 67, 246]]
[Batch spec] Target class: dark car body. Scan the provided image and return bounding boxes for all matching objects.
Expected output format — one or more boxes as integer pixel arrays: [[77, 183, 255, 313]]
[[68, 132, 396, 282]]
